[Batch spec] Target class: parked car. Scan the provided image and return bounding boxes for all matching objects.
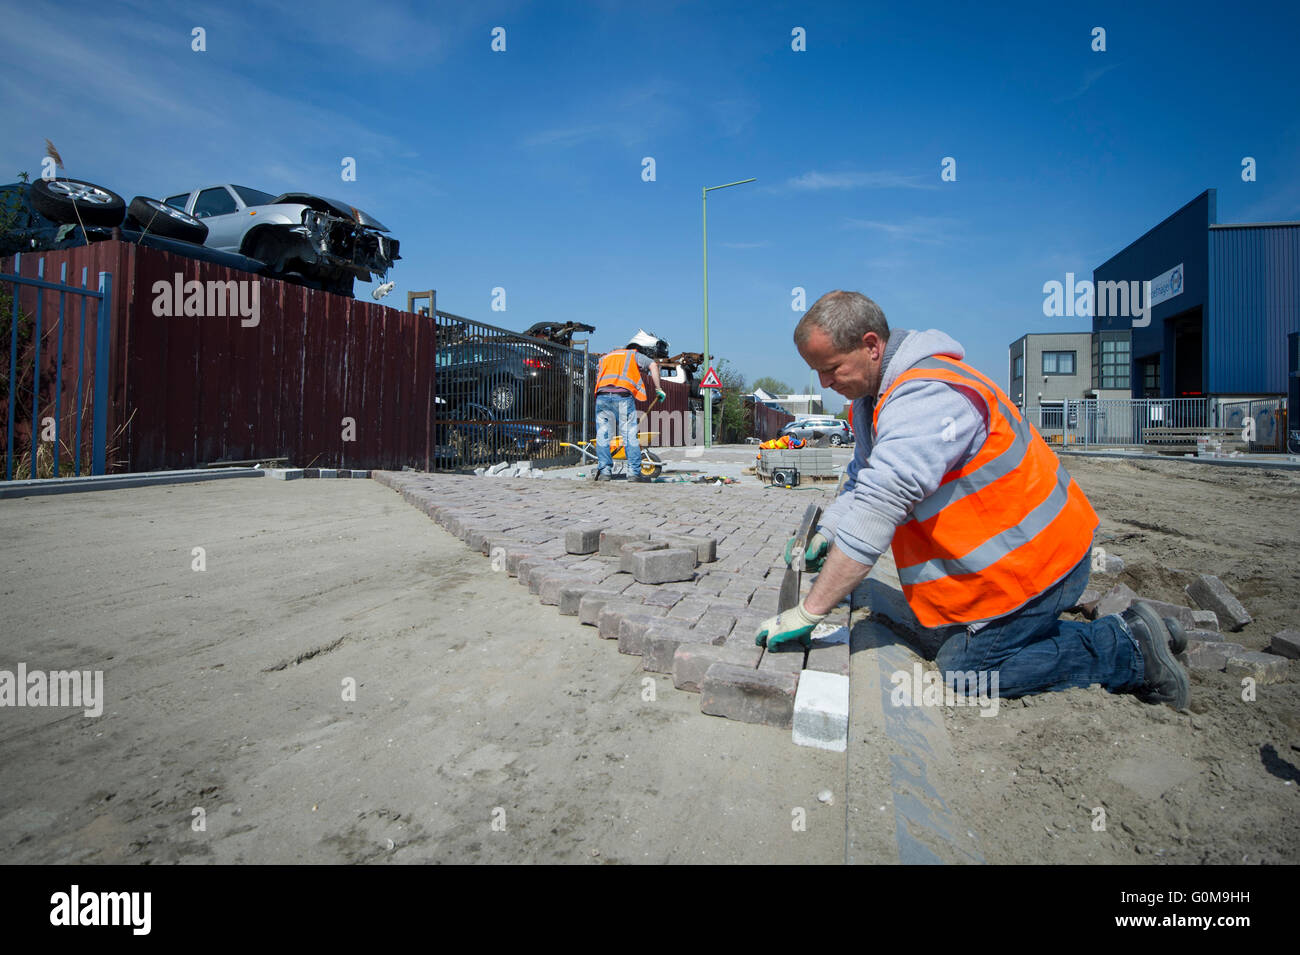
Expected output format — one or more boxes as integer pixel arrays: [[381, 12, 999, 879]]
[[161, 184, 400, 298], [433, 399, 556, 465], [0, 178, 266, 274], [780, 416, 854, 446]]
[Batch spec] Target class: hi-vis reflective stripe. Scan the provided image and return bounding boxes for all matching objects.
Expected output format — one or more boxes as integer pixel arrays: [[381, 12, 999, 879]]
[[875, 356, 1038, 525], [596, 349, 647, 401], [897, 464, 1073, 586]]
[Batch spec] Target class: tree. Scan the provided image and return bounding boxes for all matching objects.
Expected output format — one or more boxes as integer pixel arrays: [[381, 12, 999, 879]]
[[712, 358, 749, 444], [751, 376, 791, 396]]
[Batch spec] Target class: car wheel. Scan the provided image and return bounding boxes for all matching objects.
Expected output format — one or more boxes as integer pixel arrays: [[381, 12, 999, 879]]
[[830, 434, 844, 446], [125, 197, 208, 244], [29, 178, 126, 227]]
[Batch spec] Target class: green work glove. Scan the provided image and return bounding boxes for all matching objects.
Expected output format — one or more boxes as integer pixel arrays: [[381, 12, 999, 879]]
[[784, 531, 829, 571], [655, 389, 667, 403], [755, 600, 826, 651]]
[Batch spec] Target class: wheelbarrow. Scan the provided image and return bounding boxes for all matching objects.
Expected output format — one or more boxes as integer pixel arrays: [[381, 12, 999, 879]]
[[561, 432, 664, 478]]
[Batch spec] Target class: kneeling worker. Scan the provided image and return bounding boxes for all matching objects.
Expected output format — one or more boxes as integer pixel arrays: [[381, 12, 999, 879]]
[[755, 290, 1190, 709], [592, 329, 666, 483]]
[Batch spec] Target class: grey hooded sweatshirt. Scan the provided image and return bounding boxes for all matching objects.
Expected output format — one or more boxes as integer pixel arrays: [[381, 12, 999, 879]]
[[817, 328, 990, 569]]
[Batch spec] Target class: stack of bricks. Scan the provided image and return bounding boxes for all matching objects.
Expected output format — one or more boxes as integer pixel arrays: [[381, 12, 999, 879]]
[[372, 469, 849, 735]]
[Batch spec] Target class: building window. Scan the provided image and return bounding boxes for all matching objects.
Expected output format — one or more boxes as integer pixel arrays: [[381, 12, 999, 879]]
[[1097, 338, 1130, 389], [1042, 351, 1076, 375], [1142, 357, 1160, 397], [1013, 355, 1023, 379]]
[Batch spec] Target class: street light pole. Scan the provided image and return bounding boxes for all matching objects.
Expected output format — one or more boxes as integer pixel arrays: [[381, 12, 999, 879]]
[[701, 177, 755, 448]]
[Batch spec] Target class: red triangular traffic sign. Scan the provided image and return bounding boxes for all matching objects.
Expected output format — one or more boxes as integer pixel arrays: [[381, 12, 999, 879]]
[[700, 366, 722, 389]]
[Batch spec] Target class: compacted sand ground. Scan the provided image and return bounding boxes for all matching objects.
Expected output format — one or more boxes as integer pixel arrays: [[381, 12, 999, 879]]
[[938, 455, 1299, 864]]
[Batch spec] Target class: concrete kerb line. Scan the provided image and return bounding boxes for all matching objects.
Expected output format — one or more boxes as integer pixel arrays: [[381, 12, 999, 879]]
[[846, 554, 986, 865], [0, 466, 375, 500]]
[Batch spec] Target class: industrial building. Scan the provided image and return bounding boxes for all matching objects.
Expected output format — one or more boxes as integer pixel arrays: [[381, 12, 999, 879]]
[[1009, 190, 1298, 451]]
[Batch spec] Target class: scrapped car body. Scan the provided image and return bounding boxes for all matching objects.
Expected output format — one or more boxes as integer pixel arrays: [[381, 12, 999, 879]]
[[162, 184, 400, 297], [0, 180, 267, 275]]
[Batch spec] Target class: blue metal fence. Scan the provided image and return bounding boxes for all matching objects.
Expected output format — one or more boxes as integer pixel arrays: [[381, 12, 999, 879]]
[[2, 253, 113, 480]]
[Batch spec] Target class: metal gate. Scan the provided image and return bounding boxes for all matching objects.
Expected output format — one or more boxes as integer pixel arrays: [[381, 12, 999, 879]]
[[414, 294, 595, 470], [1026, 397, 1212, 448], [2, 254, 112, 480]]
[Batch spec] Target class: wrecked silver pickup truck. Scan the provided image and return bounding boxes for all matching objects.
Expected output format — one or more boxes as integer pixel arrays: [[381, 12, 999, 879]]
[[162, 184, 399, 298]]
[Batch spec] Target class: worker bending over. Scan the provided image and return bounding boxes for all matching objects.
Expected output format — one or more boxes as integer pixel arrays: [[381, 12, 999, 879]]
[[592, 329, 666, 483]]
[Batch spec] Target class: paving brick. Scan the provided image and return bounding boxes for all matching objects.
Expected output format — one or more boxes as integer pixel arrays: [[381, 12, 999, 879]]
[[267, 468, 304, 480], [1269, 630, 1300, 660], [578, 590, 626, 626], [617, 612, 672, 655], [700, 662, 800, 729], [349, 470, 371, 479], [619, 540, 669, 573], [1181, 640, 1247, 671], [694, 610, 736, 644], [666, 597, 713, 625], [759, 647, 806, 674], [1224, 650, 1289, 685], [504, 549, 537, 577], [652, 533, 718, 563], [318, 468, 338, 478], [1094, 583, 1138, 618], [1190, 610, 1220, 631], [598, 601, 664, 640], [1186, 575, 1252, 632], [806, 635, 851, 675], [639, 589, 683, 610], [1139, 597, 1198, 633], [632, 548, 697, 584], [672, 643, 762, 692], [565, 524, 607, 555], [748, 587, 783, 614], [304, 468, 320, 478], [598, 528, 651, 557], [640, 623, 712, 672], [539, 574, 600, 607], [792, 670, 850, 752]]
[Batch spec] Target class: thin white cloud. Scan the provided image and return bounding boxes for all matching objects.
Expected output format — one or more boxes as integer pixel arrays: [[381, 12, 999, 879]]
[[1055, 62, 1120, 102], [782, 170, 937, 192], [842, 216, 963, 244]]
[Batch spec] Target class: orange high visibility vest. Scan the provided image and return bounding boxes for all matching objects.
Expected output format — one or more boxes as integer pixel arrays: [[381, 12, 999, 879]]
[[872, 355, 1098, 627], [596, 349, 648, 401]]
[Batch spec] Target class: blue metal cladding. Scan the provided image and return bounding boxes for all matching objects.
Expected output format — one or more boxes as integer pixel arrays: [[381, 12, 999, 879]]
[[1093, 191, 1215, 397], [1208, 225, 1300, 394]]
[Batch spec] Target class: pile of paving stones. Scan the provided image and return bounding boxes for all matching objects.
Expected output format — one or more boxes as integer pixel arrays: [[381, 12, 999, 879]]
[[373, 470, 850, 738], [1071, 576, 1294, 684]]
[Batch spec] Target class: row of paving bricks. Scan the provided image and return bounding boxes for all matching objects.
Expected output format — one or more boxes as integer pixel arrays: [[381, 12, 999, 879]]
[[373, 470, 850, 745]]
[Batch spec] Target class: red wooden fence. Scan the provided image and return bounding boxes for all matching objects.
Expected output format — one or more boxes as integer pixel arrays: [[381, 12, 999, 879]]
[[12, 240, 436, 473]]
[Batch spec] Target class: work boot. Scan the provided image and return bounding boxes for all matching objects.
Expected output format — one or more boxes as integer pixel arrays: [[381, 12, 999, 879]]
[[629, 473, 653, 483], [591, 469, 610, 482], [1120, 601, 1191, 710]]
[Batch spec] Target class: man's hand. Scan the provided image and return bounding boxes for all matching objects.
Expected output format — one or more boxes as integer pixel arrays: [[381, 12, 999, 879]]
[[784, 531, 829, 571], [755, 600, 826, 651], [655, 388, 667, 403]]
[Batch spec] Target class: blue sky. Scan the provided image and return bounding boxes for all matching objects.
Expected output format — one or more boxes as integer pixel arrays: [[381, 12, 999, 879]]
[[3, 0, 1298, 410]]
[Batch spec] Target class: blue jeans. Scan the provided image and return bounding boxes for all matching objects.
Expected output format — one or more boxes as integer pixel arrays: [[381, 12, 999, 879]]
[[595, 393, 641, 475], [933, 555, 1145, 699]]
